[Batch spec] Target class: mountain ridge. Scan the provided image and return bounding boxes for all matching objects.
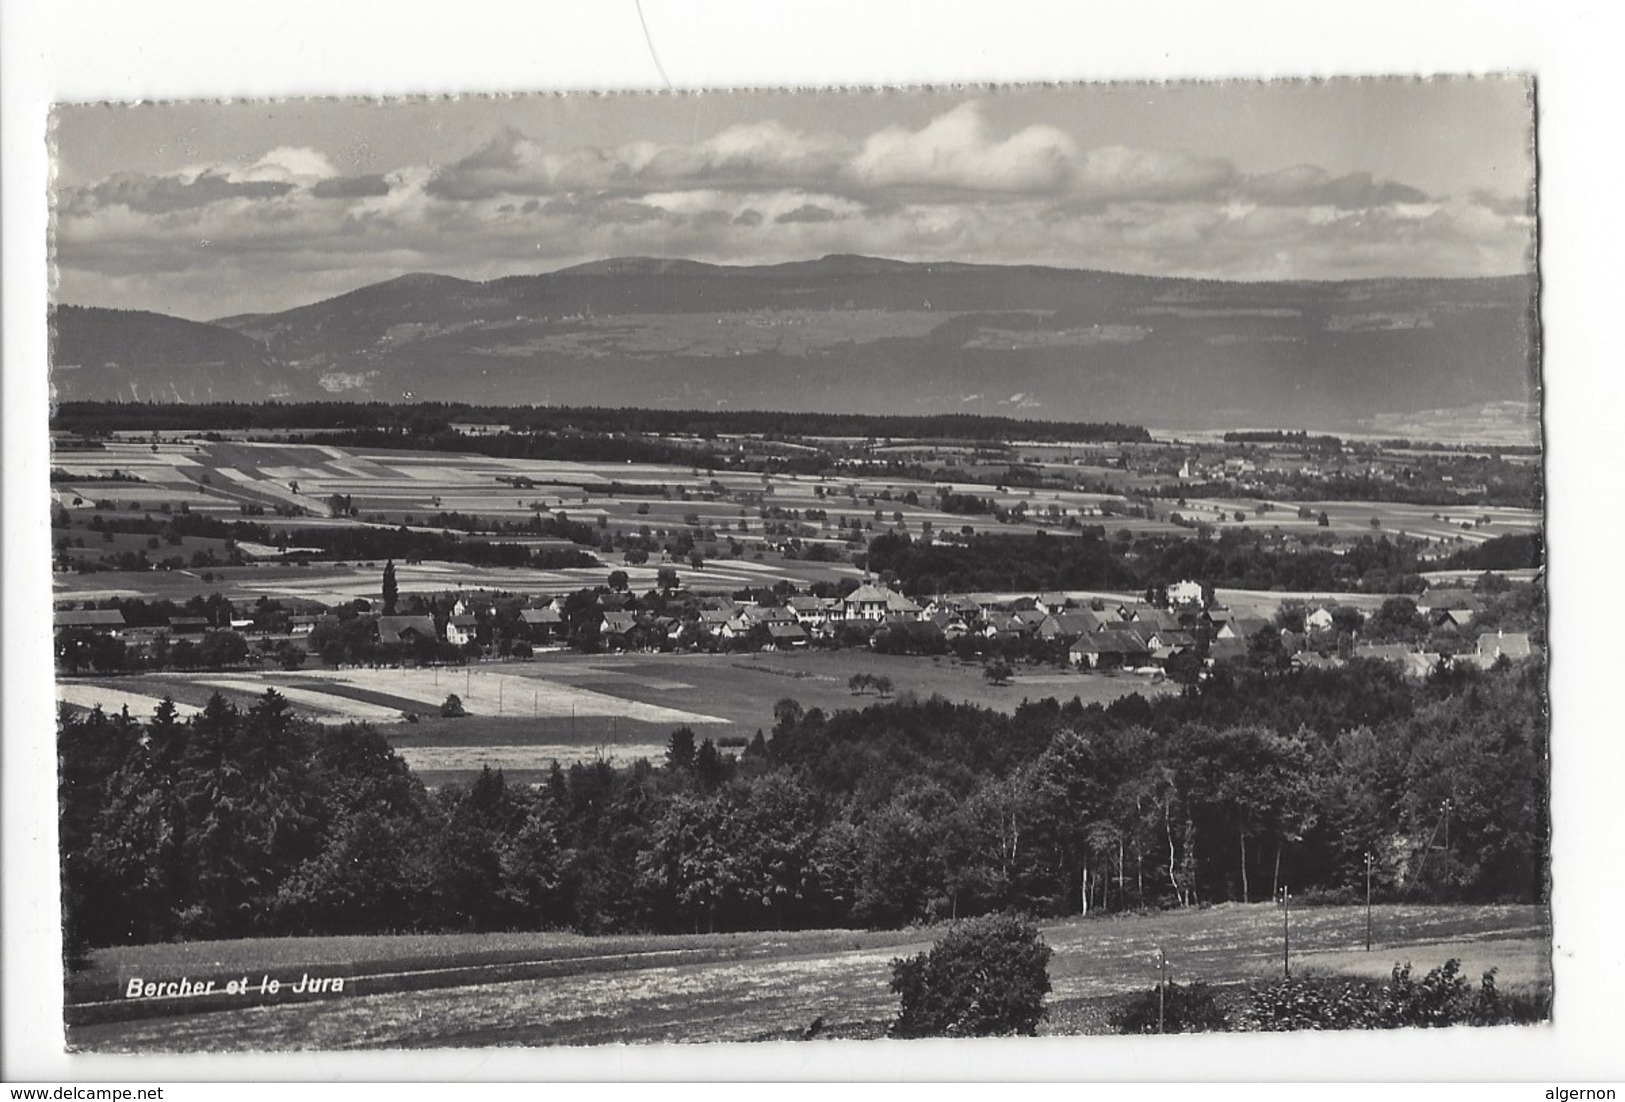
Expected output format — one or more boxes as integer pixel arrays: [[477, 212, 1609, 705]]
[[50, 255, 1540, 433]]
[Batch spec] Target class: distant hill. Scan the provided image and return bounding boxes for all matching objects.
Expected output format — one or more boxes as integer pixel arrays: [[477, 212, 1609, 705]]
[[51, 256, 1540, 433], [49, 305, 324, 404]]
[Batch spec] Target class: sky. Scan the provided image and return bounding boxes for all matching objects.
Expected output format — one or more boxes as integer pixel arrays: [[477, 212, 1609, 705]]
[[50, 79, 1536, 320]]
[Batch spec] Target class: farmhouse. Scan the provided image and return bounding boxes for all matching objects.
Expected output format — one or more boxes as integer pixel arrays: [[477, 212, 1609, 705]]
[[1147, 629, 1198, 661], [518, 607, 562, 644], [696, 609, 733, 631], [786, 595, 827, 625], [1034, 591, 1072, 614], [1036, 610, 1104, 642], [765, 622, 809, 649], [1476, 630, 1535, 665], [1069, 630, 1152, 670], [54, 608, 128, 633], [1215, 616, 1270, 642], [377, 615, 438, 646], [600, 611, 637, 639]]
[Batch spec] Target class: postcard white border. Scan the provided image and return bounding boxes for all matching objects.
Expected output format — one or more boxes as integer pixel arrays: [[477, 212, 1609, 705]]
[[5, 0, 1622, 1083]]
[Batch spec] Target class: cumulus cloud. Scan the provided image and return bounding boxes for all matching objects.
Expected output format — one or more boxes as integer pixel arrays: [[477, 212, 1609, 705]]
[[242, 146, 339, 183], [852, 101, 1078, 194], [52, 99, 1535, 318], [1076, 146, 1236, 203]]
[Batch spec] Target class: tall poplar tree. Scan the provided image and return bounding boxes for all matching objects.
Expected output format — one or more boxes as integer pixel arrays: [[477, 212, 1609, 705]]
[[382, 559, 398, 616]]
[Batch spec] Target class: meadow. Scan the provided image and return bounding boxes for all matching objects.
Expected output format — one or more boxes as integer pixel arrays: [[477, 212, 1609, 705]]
[[57, 650, 1170, 785], [65, 902, 1550, 1051], [51, 436, 1540, 612]]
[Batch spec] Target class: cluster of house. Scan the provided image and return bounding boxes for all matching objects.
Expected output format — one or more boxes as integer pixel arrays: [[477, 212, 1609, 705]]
[[55, 577, 1539, 678]]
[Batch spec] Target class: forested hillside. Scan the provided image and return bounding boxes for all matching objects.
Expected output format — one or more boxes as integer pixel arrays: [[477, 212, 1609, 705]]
[[59, 658, 1547, 954]]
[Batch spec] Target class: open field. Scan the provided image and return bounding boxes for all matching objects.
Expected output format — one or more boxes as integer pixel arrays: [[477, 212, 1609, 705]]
[[57, 652, 1169, 784], [55, 652, 1169, 734], [535, 650, 1172, 728], [58, 664, 733, 729], [65, 902, 1549, 1051], [52, 436, 1541, 614]]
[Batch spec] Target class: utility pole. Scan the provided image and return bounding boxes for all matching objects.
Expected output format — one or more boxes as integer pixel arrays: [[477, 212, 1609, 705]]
[[1157, 946, 1168, 1034], [1365, 850, 1374, 952], [1282, 885, 1292, 979]]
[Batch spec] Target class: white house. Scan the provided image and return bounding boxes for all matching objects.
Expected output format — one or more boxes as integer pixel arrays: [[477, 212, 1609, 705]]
[[445, 614, 478, 647], [843, 583, 898, 622], [1167, 580, 1205, 608]]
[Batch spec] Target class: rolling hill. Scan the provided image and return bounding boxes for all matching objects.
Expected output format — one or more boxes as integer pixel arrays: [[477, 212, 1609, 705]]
[[49, 304, 327, 404], [50, 257, 1540, 433]]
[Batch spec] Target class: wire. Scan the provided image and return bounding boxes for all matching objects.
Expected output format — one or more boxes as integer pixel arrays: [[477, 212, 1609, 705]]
[[633, 0, 673, 90]]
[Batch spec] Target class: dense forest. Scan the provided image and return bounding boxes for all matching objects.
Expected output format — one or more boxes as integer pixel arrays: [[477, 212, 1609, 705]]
[[864, 528, 1544, 597], [50, 401, 1151, 445], [60, 657, 1547, 955]]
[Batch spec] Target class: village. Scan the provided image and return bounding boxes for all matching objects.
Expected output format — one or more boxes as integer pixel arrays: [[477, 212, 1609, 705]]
[[54, 561, 1540, 692]]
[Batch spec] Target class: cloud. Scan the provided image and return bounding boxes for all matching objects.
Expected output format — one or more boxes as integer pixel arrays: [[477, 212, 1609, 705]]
[[52, 99, 1534, 319], [775, 203, 840, 224], [80, 170, 296, 214], [1469, 189, 1533, 218], [243, 146, 339, 183], [851, 101, 1079, 195], [1076, 146, 1236, 203], [1242, 166, 1430, 208], [539, 194, 673, 224], [310, 174, 392, 199]]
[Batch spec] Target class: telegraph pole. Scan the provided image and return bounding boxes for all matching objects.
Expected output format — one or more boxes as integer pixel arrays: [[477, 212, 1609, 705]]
[[1282, 885, 1292, 979], [1365, 850, 1374, 952], [1157, 946, 1168, 1034]]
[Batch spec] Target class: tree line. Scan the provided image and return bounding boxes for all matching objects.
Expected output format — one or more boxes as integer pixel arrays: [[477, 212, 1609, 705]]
[[51, 401, 1151, 445], [60, 655, 1546, 955], [862, 527, 1467, 597]]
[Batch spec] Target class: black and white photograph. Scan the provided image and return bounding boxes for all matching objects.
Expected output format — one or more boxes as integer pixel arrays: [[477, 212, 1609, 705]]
[[6, 0, 1620, 1084]]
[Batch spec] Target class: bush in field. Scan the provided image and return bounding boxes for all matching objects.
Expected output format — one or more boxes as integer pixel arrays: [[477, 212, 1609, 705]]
[[1245, 959, 1538, 1031], [1111, 980, 1229, 1034], [889, 912, 1052, 1038], [441, 693, 466, 718]]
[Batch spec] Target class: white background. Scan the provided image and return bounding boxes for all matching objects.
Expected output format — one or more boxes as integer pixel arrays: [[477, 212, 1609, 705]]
[[4, 0, 1622, 1083]]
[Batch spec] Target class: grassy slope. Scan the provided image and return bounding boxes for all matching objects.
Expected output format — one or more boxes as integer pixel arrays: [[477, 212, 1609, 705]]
[[66, 902, 1549, 1052]]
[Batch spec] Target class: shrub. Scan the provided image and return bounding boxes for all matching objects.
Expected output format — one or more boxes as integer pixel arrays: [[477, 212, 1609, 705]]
[[441, 693, 466, 719], [1245, 959, 1538, 1031], [889, 912, 1053, 1038], [1111, 980, 1229, 1034], [1245, 974, 1383, 1031]]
